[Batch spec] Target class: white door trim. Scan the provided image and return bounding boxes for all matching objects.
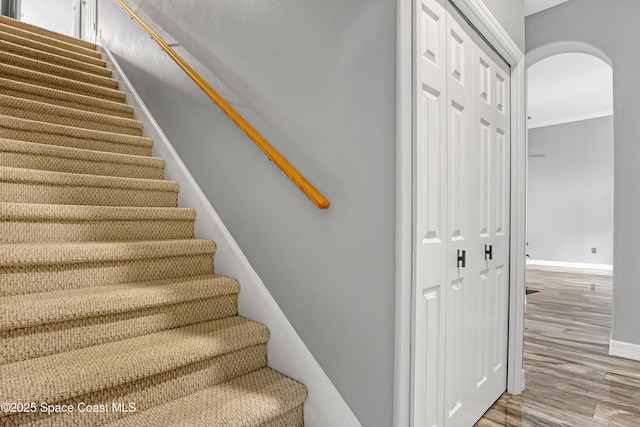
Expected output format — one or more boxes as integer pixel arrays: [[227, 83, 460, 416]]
[[394, 1, 525, 425]]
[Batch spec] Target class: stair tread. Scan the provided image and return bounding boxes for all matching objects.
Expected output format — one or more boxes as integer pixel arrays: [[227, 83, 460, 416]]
[[0, 202, 196, 244], [0, 22, 102, 59], [0, 50, 117, 89], [0, 38, 111, 77], [0, 29, 106, 66], [0, 274, 238, 330], [0, 77, 133, 117], [0, 166, 177, 192], [0, 94, 143, 134], [0, 238, 215, 267], [108, 368, 307, 427], [0, 15, 96, 50], [0, 316, 269, 404], [0, 62, 126, 103], [0, 138, 163, 170]]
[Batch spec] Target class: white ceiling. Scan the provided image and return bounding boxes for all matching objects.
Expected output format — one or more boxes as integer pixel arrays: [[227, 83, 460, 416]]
[[527, 53, 613, 129], [524, 0, 573, 16]]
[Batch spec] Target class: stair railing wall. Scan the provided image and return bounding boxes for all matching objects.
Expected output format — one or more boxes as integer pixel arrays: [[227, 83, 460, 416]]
[[114, 0, 330, 209]]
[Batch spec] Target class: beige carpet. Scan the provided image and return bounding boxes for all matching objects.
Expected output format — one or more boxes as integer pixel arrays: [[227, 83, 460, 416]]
[[0, 14, 306, 426]]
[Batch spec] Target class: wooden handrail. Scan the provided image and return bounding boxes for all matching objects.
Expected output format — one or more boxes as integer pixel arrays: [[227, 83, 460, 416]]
[[115, 0, 330, 209]]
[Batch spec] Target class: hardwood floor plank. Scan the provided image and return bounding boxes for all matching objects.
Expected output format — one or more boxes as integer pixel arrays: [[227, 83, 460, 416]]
[[593, 402, 640, 426], [476, 265, 640, 426]]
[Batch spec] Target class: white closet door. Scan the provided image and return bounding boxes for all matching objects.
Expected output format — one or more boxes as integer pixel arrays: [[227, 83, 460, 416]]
[[413, 0, 448, 425], [413, 1, 511, 426], [473, 41, 511, 405], [442, 9, 481, 427]]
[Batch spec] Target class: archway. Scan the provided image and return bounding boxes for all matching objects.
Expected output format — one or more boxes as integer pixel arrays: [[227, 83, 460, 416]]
[[526, 50, 614, 269]]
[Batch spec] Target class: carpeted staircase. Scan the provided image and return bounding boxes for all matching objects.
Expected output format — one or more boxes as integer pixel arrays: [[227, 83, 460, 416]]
[[0, 15, 306, 426]]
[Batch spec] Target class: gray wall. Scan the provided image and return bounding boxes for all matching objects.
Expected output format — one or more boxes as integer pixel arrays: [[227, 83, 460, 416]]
[[98, 1, 396, 425], [481, 0, 525, 51], [528, 117, 613, 265], [20, 0, 74, 35], [526, 0, 640, 346]]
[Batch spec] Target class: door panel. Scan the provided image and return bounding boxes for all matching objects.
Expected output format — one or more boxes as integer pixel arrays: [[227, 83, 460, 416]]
[[413, 1, 448, 426]]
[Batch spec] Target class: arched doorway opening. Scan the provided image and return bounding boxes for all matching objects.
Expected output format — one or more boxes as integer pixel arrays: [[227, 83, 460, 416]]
[[526, 51, 614, 269]]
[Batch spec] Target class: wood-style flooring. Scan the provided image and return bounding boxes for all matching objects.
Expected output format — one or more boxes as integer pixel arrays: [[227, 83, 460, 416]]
[[476, 265, 640, 427]]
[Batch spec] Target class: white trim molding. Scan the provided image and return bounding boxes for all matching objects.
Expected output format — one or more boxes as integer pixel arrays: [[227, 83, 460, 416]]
[[450, 0, 524, 64], [100, 41, 361, 427], [527, 259, 613, 271], [528, 111, 614, 130], [393, 0, 413, 425], [508, 58, 527, 395], [610, 339, 640, 361]]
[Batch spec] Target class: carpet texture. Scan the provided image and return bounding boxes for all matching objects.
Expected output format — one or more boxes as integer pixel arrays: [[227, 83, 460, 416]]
[[0, 15, 306, 426]]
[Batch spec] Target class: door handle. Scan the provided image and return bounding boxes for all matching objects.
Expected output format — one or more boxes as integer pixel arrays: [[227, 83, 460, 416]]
[[457, 250, 466, 268], [485, 244, 493, 260]]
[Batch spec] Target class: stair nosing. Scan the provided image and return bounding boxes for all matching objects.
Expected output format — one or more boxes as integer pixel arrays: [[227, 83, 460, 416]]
[[0, 202, 196, 222], [0, 115, 152, 148], [0, 166, 177, 192], [0, 239, 216, 267]]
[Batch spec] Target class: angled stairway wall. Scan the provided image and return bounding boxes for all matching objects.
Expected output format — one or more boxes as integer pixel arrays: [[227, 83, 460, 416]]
[[102, 39, 361, 426], [97, 2, 398, 425]]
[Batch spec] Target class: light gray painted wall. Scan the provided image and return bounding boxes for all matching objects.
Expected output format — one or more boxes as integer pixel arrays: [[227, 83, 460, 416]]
[[526, 0, 640, 346], [20, 0, 73, 35], [527, 117, 613, 265], [481, 0, 525, 51], [98, 1, 395, 425]]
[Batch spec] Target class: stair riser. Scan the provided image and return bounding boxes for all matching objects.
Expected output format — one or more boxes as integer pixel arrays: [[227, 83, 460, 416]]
[[0, 39, 111, 77], [0, 31, 106, 66], [0, 219, 194, 243], [0, 23, 102, 59], [0, 254, 214, 297], [1, 106, 142, 136], [2, 295, 238, 364], [0, 151, 164, 179], [1, 182, 177, 207], [0, 128, 152, 156], [0, 51, 117, 89], [4, 345, 267, 426], [263, 406, 305, 427], [0, 80, 133, 118]]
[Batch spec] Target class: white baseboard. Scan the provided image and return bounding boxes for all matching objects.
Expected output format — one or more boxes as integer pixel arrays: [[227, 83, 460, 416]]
[[527, 259, 613, 271], [100, 42, 361, 427], [609, 339, 640, 361]]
